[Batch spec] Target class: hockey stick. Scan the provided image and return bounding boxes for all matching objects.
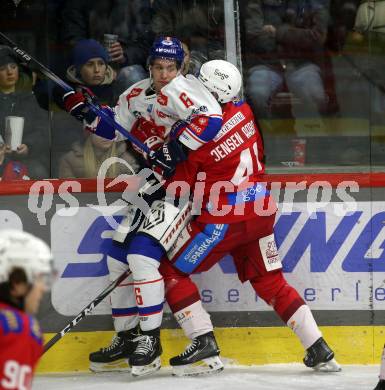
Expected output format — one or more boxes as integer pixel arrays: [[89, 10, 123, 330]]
[[0, 32, 171, 171], [43, 269, 132, 353]]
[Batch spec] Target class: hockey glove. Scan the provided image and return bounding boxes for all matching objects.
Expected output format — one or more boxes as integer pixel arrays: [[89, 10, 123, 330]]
[[63, 86, 99, 124], [148, 139, 187, 178], [169, 120, 188, 139]]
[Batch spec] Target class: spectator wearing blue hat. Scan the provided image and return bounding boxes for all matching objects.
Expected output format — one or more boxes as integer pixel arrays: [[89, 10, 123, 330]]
[[51, 39, 118, 176], [54, 39, 139, 179], [71, 39, 110, 84], [63, 39, 117, 106]]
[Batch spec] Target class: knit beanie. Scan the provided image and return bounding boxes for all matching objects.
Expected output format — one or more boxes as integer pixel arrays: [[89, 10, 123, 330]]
[[0, 45, 18, 67], [72, 39, 110, 72]]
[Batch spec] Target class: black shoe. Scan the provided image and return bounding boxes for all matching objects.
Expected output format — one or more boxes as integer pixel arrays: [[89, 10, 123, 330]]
[[374, 379, 385, 390], [170, 332, 224, 376], [89, 326, 140, 372], [130, 328, 162, 376], [303, 337, 341, 372]]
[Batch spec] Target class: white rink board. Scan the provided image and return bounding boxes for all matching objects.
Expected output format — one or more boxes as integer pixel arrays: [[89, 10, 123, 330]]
[[50, 201, 385, 315], [34, 365, 380, 390]]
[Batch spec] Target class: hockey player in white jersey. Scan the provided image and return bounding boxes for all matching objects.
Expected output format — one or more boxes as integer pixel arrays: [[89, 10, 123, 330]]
[[63, 36, 223, 376]]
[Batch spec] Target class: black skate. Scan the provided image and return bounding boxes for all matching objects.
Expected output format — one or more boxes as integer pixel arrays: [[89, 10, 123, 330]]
[[374, 379, 385, 390], [303, 337, 341, 372], [89, 327, 140, 372], [129, 328, 162, 376], [170, 331, 224, 377]]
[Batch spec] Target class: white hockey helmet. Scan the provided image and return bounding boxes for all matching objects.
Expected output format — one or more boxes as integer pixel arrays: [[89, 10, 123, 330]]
[[198, 59, 242, 103], [0, 229, 54, 285]]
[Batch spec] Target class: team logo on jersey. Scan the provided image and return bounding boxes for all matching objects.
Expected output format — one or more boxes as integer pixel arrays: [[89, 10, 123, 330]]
[[198, 117, 209, 126], [157, 92, 168, 106], [189, 116, 209, 135]]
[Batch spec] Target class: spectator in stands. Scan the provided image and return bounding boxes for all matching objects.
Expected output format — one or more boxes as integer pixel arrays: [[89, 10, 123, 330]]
[[151, 0, 226, 74], [328, 1, 359, 51], [241, 0, 330, 136], [58, 132, 138, 178], [60, 0, 154, 92], [54, 39, 118, 107], [0, 46, 49, 178], [53, 39, 140, 178]]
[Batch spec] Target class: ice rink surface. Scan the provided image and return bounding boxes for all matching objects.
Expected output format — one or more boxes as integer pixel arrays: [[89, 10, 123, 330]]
[[34, 364, 380, 390]]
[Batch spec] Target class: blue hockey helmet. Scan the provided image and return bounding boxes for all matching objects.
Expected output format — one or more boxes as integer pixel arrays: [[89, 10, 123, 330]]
[[149, 36, 184, 68]]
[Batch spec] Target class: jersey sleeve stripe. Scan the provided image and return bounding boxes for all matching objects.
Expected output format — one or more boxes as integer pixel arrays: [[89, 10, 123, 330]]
[[137, 302, 164, 316], [197, 116, 223, 142]]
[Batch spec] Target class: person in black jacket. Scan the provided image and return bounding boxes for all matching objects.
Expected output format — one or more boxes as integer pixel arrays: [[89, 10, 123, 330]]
[[54, 39, 118, 108], [241, 0, 330, 136], [0, 46, 49, 178]]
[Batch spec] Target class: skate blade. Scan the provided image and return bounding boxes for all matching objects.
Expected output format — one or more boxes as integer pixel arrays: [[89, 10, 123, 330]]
[[89, 359, 130, 373], [313, 358, 341, 372], [131, 356, 161, 377], [172, 356, 224, 377]]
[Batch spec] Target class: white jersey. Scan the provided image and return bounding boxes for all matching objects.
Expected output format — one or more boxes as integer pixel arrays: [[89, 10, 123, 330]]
[[112, 75, 222, 150], [113, 78, 157, 141], [153, 74, 223, 150]]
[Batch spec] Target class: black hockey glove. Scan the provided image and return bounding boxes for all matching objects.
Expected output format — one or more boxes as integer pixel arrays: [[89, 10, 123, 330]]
[[148, 139, 188, 178]]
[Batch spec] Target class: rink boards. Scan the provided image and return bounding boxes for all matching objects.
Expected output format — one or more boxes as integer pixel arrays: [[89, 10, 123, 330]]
[[38, 326, 385, 372], [1, 175, 385, 372]]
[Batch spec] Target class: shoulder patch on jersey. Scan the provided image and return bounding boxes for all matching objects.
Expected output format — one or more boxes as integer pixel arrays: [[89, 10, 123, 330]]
[[188, 116, 209, 136], [0, 308, 23, 334], [157, 92, 168, 106], [178, 116, 222, 150]]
